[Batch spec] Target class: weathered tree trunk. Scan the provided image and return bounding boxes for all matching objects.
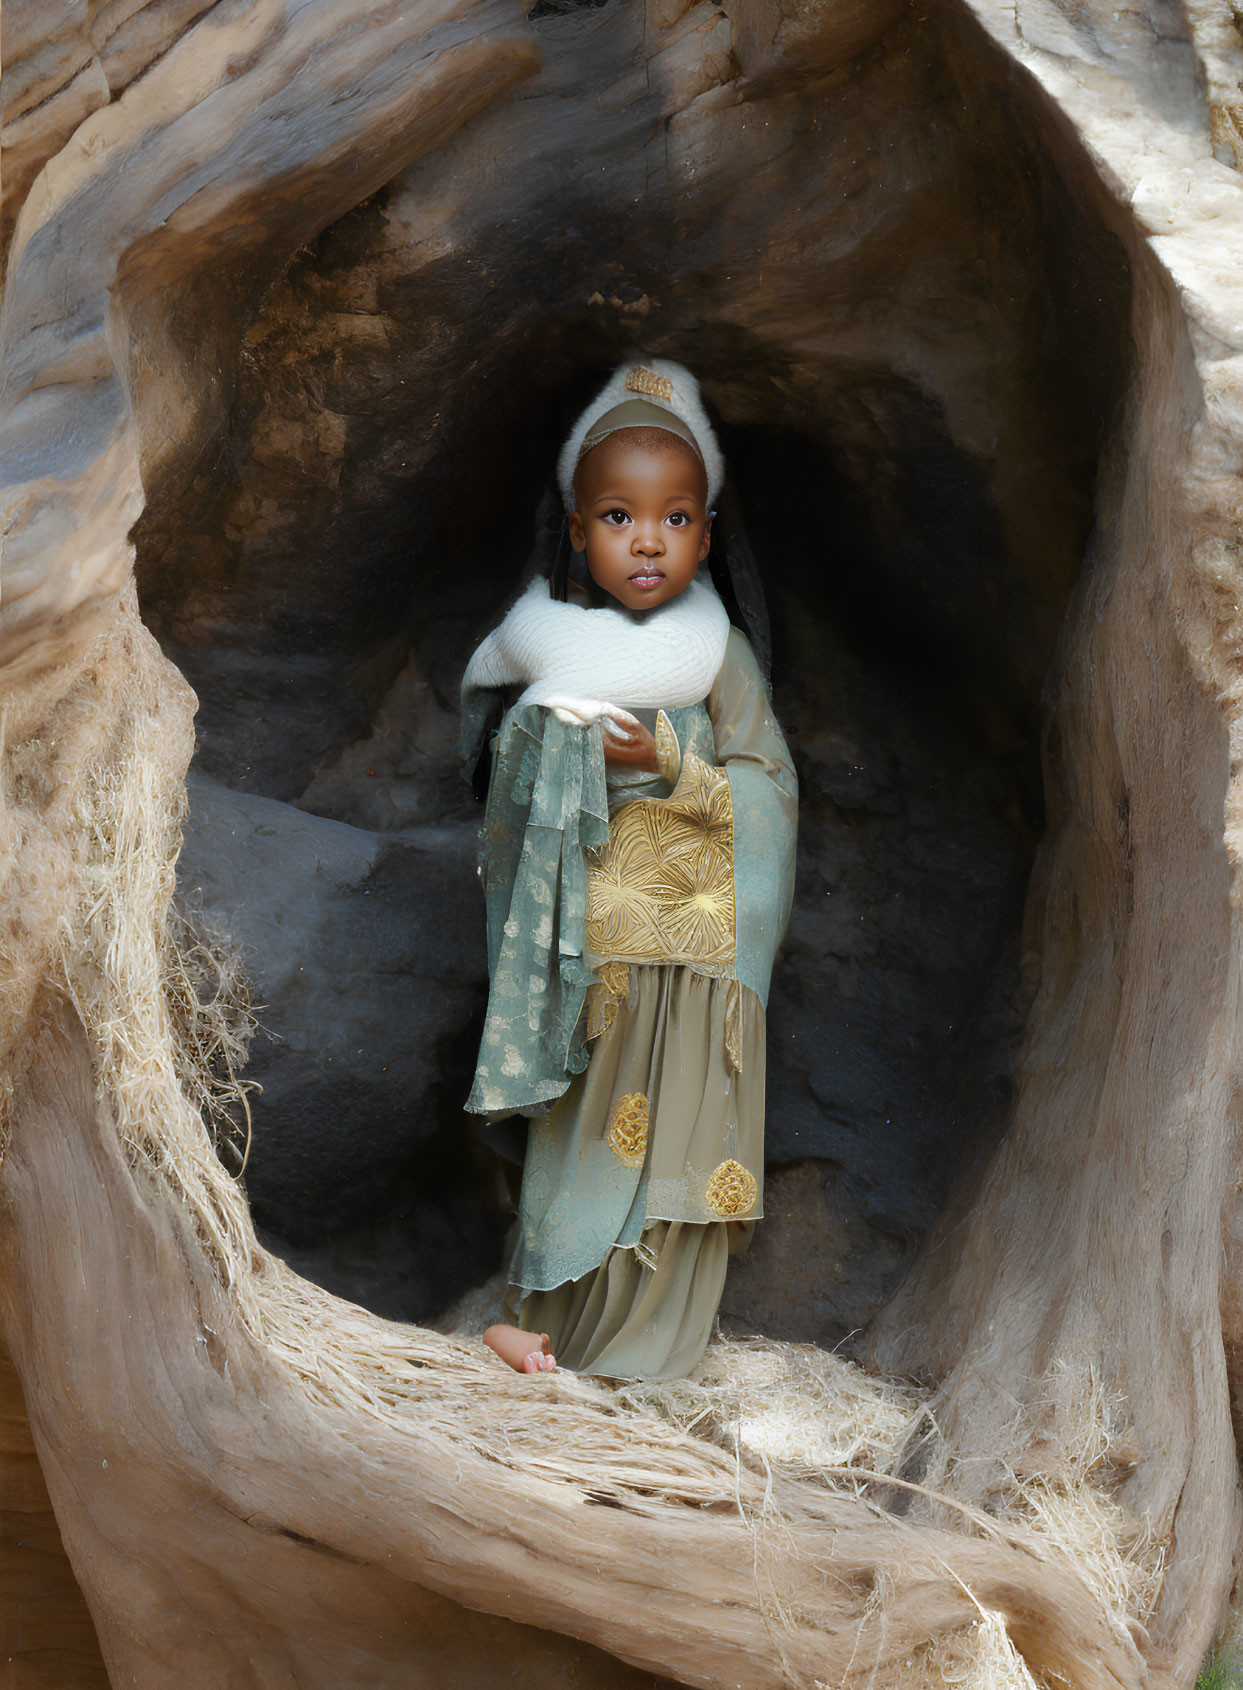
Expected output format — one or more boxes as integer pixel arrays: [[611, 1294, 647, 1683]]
[[4, 0, 1243, 1685], [0, 1340, 110, 1686], [3, 989, 1146, 1687], [867, 8, 1243, 1676], [871, 245, 1243, 1669]]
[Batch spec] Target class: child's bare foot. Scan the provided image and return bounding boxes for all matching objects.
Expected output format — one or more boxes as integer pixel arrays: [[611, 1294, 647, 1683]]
[[483, 1324, 557, 1374]]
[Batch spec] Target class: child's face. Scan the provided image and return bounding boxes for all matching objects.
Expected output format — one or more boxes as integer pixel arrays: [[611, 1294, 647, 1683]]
[[568, 431, 711, 611]]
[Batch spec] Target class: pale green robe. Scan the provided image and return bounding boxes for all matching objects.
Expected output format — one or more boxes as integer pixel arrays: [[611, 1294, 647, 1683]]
[[467, 627, 797, 1377]]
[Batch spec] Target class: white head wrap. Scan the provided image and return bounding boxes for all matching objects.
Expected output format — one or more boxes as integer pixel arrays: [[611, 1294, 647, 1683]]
[[557, 358, 723, 511]]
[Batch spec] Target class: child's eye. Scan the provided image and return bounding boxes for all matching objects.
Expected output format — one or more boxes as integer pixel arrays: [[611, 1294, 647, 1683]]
[[667, 512, 689, 527], [603, 509, 631, 526]]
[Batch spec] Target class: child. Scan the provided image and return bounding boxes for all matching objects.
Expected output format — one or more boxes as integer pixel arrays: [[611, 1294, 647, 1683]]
[[461, 360, 797, 1378]]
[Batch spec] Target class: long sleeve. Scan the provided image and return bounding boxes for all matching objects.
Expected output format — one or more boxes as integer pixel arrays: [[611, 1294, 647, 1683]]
[[707, 628, 798, 1008]]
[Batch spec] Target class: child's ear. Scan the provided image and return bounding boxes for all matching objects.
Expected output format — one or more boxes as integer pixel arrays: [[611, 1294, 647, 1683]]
[[567, 511, 587, 553], [698, 515, 713, 563]]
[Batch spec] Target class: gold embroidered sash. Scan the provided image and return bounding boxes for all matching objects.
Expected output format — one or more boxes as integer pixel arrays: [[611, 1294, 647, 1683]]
[[585, 752, 735, 970]]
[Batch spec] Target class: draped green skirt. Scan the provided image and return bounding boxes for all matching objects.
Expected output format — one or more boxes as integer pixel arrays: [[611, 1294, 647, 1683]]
[[511, 963, 763, 1379]]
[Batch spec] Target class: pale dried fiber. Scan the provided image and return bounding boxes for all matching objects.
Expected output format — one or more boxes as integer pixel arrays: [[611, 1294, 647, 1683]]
[[163, 900, 258, 1172], [924, 1610, 1044, 1690], [620, 1335, 1164, 1682], [618, 1333, 928, 1476], [993, 1365, 1165, 1634], [811, 1606, 1045, 1690]]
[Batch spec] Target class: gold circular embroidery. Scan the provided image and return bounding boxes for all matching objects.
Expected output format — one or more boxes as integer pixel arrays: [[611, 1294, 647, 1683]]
[[706, 1159, 758, 1217], [608, 1093, 649, 1167]]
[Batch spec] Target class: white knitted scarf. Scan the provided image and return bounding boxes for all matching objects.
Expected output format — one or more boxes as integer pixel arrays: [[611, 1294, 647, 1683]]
[[463, 576, 729, 724]]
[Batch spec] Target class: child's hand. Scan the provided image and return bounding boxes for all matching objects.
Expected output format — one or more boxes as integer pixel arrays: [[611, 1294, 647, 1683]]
[[540, 696, 661, 773], [602, 711, 660, 773]]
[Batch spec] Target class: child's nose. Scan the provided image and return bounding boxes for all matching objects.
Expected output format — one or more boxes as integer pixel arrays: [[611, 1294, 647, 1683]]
[[633, 524, 664, 555]]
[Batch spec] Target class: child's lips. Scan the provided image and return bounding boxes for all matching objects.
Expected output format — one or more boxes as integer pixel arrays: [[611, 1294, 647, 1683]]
[[628, 569, 666, 590]]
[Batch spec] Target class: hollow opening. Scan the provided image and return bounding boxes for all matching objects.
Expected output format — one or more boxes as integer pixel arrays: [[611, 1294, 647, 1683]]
[[134, 0, 1133, 1341]]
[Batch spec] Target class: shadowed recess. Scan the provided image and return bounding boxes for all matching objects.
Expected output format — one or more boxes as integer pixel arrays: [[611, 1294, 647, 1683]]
[[133, 2, 1130, 1341]]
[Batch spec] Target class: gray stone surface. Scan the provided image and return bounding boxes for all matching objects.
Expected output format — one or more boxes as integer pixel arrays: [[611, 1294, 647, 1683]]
[[765, 590, 1034, 1238], [719, 1161, 911, 1349], [177, 771, 505, 1318]]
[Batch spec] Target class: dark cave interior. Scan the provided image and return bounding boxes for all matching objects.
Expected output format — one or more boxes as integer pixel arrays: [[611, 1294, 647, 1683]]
[[134, 0, 1133, 1342]]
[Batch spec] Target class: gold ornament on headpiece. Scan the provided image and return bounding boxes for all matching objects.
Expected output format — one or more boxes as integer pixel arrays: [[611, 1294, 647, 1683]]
[[624, 366, 674, 401]]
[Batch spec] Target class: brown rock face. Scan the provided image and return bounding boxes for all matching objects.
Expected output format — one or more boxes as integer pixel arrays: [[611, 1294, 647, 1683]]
[[4, 0, 1243, 1685]]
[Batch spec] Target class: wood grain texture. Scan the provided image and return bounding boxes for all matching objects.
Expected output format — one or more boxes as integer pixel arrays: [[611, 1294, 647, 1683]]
[[0, 1340, 110, 1689], [873, 3, 1243, 1675], [1, 0, 541, 692]]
